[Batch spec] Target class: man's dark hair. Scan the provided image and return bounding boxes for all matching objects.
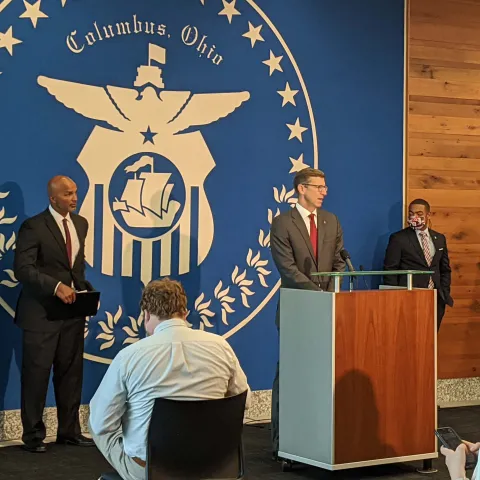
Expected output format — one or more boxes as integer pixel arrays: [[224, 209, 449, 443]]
[[409, 198, 430, 213]]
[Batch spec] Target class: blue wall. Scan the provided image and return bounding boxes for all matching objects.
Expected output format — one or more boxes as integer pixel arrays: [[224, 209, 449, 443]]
[[0, 0, 404, 412]]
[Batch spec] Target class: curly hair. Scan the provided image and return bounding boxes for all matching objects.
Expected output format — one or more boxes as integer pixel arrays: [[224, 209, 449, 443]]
[[140, 278, 187, 320]]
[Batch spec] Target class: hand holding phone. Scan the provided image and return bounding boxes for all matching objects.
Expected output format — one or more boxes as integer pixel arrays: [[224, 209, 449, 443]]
[[436, 427, 477, 470]]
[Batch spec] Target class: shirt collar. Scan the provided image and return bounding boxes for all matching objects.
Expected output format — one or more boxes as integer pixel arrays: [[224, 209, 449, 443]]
[[296, 202, 316, 220], [153, 318, 189, 335], [49, 205, 71, 224], [416, 228, 429, 237]]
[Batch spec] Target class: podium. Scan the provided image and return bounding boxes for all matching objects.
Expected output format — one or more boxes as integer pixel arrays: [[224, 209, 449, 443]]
[[278, 270, 437, 471]]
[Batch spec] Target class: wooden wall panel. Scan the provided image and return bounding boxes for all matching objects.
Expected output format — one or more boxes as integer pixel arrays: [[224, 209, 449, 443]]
[[408, 0, 480, 379]]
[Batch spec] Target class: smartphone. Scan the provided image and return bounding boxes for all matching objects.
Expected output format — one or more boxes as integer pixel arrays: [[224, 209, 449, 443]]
[[435, 427, 477, 470]]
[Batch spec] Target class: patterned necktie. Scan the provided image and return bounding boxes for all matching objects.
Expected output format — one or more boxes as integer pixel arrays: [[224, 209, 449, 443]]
[[309, 213, 318, 261], [62, 218, 72, 268], [420, 232, 434, 289]]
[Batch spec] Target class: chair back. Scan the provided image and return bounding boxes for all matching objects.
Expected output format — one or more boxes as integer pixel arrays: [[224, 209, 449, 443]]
[[146, 391, 247, 479]]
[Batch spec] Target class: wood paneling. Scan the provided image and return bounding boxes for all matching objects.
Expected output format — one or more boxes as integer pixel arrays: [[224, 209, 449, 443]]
[[408, 0, 480, 379], [334, 291, 436, 464]]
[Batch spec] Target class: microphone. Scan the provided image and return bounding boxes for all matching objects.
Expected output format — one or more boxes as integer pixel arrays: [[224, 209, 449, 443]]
[[340, 249, 356, 272], [359, 264, 370, 289]]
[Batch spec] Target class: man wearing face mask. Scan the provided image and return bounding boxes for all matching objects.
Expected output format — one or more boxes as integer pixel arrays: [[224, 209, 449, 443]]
[[383, 198, 453, 330]]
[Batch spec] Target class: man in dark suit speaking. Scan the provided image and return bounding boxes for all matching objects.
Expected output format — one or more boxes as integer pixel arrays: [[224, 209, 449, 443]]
[[14, 176, 94, 452], [383, 198, 453, 330], [269, 167, 345, 458]]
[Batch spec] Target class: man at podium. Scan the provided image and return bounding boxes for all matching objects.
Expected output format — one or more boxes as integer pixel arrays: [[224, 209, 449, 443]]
[[269, 167, 345, 459]]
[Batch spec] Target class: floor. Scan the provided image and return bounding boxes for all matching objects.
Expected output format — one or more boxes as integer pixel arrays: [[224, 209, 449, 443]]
[[0, 406, 479, 479]]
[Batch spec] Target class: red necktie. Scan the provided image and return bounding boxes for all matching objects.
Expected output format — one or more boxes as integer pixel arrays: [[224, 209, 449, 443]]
[[309, 213, 318, 260], [62, 218, 72, 268]]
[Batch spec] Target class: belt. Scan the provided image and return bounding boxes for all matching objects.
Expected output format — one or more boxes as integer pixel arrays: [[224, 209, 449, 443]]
[[132, 457, 146, 468]]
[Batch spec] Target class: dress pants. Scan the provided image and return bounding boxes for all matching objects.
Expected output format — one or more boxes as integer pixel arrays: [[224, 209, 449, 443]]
[[21, 318, 84, 444]]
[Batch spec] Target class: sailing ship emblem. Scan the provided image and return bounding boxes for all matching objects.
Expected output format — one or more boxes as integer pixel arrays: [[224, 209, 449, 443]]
[[37, 44, 250, 283], [113, 155, 181, 230]]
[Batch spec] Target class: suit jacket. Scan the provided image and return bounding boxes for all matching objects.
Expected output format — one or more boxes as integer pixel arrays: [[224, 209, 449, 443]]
[[14, 208, 93, 331], [270, 207, 346, 296], [383, 227, 453, 307]]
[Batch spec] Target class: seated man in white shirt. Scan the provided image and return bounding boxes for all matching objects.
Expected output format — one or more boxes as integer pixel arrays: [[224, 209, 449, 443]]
[[89, 278, 251, 480]]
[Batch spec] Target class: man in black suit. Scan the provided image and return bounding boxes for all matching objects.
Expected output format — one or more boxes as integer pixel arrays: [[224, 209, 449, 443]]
[[14, 176, 94, 452], [383, 198, 453, 330]]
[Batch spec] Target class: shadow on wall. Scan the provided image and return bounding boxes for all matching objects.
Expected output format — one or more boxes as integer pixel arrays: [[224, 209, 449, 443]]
[[0, 182, 27, 419]]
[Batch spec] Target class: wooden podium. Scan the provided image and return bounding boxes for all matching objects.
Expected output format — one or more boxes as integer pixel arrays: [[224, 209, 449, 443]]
[[278, 273, 437, 471]]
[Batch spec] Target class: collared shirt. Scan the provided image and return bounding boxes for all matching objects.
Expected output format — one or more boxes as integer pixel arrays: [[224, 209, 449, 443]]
[[48, 205, 80, 265], [89, 319, 251, 461], [415, 228, 435, 258], [296, 202, 317, 234]]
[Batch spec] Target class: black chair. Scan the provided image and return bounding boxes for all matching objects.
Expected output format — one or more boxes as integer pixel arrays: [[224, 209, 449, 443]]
[[101, 390, 247, 480]]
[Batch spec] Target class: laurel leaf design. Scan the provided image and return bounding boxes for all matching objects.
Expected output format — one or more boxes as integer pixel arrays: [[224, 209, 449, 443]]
[[0, 280, 17, 288], [199, 322, 205, 331], [246, 248, 253, 266], [0, 215, 17, 225], [218, 286, 229, 299], [267, 209, 273, 225], [129, 316, 138, 333], [138, 312, 144, 326], [5, 233, 15, 251], [100, 338, 115, 350], [280, 185, 286, 202], [98, 321, 111, 334], [231, 266, 239, 283], [258, 274, 268, 288], [221, 295, 235, 303], [238, 279, 253, 287], [285, 188, 295, 201], [258, 230, 265, 246], [96, 333, 113, 341], [197, 300, 211, 311], [264, 232, 270, 247], [252, 251, 261, 266], [236, 269, 247, 283], [0, 192, 9, 199], [201, 309, 215, 317], [123, 337, 138, 345], [200, 315, 214, 327], [3, 269, 17, 281], [194, 293, 205, 310], [222, 303, 235, 314], [240, 287, 254, 296], [256, 259, 268, 267], [113, 306, 123, 324], [257, 267, 271, 275], [273, 187, 280, 203], [123, 327, 137, 337], [241, 293, 250, 308], [214, 280, 223, 297], [221, 309, 229, 326], [0, 234, 5, 253]]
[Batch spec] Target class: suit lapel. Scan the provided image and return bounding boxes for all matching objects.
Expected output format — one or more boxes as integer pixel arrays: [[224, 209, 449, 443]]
[[406, 227, 428, 266], [44, 209, 69, 266], [430, 230, 442, 266], [291, 207, 317, 266]]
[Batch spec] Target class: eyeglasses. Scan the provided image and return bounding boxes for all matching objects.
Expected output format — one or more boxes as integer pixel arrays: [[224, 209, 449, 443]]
[[302, 184, 328, 193]]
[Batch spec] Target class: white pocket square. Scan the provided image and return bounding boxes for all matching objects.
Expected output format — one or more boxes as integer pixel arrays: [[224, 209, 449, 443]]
[[438, 248, 444, 251]]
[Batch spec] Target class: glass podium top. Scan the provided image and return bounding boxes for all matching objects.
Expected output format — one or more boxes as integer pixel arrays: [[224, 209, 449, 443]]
[[311, 270, 434, 277]]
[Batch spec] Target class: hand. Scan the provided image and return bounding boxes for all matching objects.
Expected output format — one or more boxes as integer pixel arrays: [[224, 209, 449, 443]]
[[56, 284, 76, 304], [463, 440, 480, 457], [441, 444, 467, 480]]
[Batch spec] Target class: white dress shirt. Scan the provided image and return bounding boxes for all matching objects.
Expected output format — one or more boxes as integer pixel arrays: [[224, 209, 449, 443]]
[[89, 319, 251, 461], [415, 228, 436, 257], [296, 203, 317, 234]]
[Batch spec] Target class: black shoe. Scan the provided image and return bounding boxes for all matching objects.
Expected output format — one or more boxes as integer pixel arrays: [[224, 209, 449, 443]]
[[272, 451, 279, 462], [22, 441, 47, 453], [56, 434, 94, 447]]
